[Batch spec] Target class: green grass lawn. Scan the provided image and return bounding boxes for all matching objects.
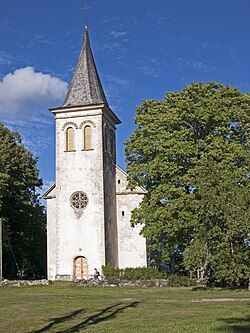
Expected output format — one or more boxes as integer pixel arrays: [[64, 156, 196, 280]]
[[0, 282, 249, 333]]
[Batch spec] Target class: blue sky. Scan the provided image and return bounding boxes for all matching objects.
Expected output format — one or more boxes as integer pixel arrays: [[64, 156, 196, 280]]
[[0, 0, 249, 191]]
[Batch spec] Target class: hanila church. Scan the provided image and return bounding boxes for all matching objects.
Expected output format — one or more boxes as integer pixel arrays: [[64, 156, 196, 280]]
[[44, 26, 147, 281]]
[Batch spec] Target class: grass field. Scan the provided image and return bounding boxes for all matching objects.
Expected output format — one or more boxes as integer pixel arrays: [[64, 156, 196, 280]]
[[0, 282, 249, 333]]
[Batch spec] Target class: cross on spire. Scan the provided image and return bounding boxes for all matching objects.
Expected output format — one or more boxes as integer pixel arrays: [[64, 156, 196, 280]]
[[82, 0, 91, 27]]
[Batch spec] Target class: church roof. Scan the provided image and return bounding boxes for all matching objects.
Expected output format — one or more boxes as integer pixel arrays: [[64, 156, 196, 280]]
[[63, 26, 108, 108], [43, 166, 147, 199], [116, 165, 147, 195]]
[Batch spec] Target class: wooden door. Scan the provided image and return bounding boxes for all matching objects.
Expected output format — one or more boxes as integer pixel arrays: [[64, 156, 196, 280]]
[[74, 256, 88, 280]]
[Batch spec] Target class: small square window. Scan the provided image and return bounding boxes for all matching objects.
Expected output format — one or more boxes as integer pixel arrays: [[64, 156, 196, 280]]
[[118, 179, 121, 184], [122, 211, 125, 216]]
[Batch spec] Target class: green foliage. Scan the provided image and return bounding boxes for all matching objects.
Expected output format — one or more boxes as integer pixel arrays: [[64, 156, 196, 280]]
[[0, 123, 46, 279], [167, 274, 195, 287], [101, 264, 120, 280], [125, 82, 250, 286], [183, 240, 208, 272], [123, 267, 166, 280], [102, 265, 165, 280]]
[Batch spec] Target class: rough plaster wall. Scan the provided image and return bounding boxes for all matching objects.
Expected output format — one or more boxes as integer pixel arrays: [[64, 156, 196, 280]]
[[55, 108, 106, 279], [47, 107, 146, 279], [103, 118, 118, 267], [116, 167, 147, 268], [47, 196, 57, 280]]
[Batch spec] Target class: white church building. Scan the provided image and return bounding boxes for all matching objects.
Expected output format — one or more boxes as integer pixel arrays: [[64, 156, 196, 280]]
[[43, 26, 147, 281]]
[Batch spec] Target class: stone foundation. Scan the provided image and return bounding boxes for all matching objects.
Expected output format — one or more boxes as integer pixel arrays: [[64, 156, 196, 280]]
[[0, 279, 52, 286], [75, 278, 169, 287], [55, 274, 71, 281]]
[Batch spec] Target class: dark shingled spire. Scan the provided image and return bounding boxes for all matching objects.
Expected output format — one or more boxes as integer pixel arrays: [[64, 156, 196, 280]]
[[63, 26, 108, 107]]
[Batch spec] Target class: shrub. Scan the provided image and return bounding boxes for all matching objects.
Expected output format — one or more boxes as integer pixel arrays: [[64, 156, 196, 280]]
[[167, 274, 195, 287], [123, 267, 166, 280], [102, 265, 166, 281], [101, 264, 120, 280]]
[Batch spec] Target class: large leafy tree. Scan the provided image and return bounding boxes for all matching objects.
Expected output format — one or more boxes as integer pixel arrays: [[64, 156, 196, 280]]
[[125, 82, 250, 286], [0, 124, 46, 279]]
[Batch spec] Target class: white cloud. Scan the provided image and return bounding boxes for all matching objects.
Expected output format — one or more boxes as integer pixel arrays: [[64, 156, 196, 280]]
[[176, 58, 216, 72], [28, 34, 53, 47], [0, 67, 68, 122], [0, 67, 68, 155], [111, 30, 128, 38], [139, 65, 160, 78]]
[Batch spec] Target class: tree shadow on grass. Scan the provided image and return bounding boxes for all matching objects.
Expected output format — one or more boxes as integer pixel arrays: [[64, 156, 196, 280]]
[[216, 315, 250, 333], [30, 309, 86, 333], [57, 301, 140, 333], [30, 301, 140, 333]]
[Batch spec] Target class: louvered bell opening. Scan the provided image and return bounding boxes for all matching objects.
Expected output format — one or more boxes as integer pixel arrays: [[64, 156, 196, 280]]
[[66, 127, 74, 151], [84, 125, 92, 150]]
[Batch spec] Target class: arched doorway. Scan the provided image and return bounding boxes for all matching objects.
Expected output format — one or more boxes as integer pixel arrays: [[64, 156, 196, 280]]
[[73, 256, 88, 280]]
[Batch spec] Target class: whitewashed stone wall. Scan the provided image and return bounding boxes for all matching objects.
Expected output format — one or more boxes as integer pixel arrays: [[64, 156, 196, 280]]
[[116, 166, 147, 268], [59, 110, 103, 279], [45, 107, 147, 281], [103, 117, 118, 267], [53, 107, 108, 280]]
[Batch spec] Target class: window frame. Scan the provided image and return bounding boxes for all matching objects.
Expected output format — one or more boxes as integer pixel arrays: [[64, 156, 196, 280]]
[[65, 126, 75, 152], [83, 125, 93, 151]]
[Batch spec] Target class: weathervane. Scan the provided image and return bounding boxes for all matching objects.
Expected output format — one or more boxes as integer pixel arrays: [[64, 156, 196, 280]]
[[82, 0, 91, 27]]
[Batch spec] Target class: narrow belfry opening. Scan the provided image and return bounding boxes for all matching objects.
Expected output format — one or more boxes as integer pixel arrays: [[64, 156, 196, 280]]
[[66, 127, 74, 151], [84, 125, 92, 150]]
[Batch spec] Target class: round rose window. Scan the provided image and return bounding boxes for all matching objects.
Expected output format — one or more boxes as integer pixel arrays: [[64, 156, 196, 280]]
[[70, 191, 88, 210]]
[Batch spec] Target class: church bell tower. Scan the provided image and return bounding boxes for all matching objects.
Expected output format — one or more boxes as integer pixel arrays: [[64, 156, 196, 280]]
[[46, 26, 121, 280]]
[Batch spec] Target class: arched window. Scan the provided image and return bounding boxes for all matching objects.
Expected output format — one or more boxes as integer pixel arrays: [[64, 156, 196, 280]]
[[66, 127, 74, 151], [84, 125, 92, 150]]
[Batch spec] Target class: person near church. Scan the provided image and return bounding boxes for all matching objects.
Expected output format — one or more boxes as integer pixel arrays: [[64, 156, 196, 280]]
[[94, 268, 100, 279]]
